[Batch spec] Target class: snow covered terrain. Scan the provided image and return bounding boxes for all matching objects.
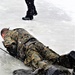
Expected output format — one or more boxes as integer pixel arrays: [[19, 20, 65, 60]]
[[0, 0, 75, 75]]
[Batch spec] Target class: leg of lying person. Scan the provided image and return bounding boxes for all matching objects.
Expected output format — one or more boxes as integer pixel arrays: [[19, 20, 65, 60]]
[[53, 51, 75, 69]]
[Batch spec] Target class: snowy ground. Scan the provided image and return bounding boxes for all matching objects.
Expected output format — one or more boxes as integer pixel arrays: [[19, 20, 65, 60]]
[[0, 0, 75, 75]]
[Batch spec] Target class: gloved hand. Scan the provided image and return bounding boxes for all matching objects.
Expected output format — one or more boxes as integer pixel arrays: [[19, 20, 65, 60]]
[[6, 43, 17, 57]]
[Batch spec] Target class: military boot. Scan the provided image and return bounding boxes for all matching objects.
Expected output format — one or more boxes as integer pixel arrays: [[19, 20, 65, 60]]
[[22, 11, 33, 20], [68, 51, 75, 68], [32, 9, 37, 16], [53, 51, 75, 69], [22, 15, 33, 20]]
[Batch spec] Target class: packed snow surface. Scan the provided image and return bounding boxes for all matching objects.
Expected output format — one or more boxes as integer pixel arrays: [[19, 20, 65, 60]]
[[0, 0, 75, 75]]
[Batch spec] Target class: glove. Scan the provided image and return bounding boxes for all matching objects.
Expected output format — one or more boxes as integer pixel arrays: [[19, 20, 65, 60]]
[[7, 43, 17, 57]]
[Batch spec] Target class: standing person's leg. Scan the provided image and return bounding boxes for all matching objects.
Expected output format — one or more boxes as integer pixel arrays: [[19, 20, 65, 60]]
[[32, 0, 37, 16], [22, 0, 37, 20], [26, 0, 37, 16], [22, 0, 33, 20]]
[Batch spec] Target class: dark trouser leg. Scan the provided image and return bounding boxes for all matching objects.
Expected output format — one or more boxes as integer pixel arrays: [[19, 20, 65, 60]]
[[53, 51, 75, 69], [31, 0, 37, 16], [22, 0, 33, 20], [25, 0, 37, 16], [22, 0, 37, 20], [25, 0, 33, 15]]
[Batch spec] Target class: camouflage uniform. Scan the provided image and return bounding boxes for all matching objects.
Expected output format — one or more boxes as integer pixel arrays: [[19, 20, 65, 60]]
[[2, 28, 74, 71]]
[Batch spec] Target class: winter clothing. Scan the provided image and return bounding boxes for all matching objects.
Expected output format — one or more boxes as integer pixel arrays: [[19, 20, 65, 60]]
[[2, 28, 75, 72], [22, 0, 37, 20]]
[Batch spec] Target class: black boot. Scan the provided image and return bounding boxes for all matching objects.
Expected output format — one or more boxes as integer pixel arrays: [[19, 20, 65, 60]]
[[33, 9, 37, 16], [22, 15, 33, 20], [53, 51, 75, 69], [22, 11, 33, 20], [68, 51, 75, 68]]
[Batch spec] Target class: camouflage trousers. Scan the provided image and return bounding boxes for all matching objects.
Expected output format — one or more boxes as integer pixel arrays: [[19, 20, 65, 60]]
[[23, 41, 59, 70], [23, 40, 73, 70]]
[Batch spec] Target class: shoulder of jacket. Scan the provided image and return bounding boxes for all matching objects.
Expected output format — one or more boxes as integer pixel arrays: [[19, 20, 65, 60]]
[[13, 28, 25, 31], [6, 30, 18, 36]]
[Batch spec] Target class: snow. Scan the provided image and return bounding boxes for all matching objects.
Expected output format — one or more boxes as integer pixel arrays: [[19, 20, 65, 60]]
[[0, 0, 75, 75]]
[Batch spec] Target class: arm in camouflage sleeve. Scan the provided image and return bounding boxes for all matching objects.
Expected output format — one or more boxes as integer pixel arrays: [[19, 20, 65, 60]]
[[3, 30, 18, 47], [3, 37, 16, 47], [3, 30, 18, 57]]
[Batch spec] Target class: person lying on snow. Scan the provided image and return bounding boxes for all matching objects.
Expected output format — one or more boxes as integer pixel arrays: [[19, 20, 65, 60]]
[[1, 28, 75, 75]]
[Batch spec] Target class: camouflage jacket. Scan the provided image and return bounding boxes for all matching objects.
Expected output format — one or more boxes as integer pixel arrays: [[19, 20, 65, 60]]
[[3, 28, 35, 59]]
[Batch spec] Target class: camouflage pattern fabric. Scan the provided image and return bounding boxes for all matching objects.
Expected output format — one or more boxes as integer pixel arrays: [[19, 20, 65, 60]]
[[3, 28, 73, 71], [23, 40, 59, 70]]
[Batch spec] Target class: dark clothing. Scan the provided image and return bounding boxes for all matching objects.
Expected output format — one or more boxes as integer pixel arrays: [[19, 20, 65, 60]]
[[23, 0, 37, 20], [25, 0, 37, 16]]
